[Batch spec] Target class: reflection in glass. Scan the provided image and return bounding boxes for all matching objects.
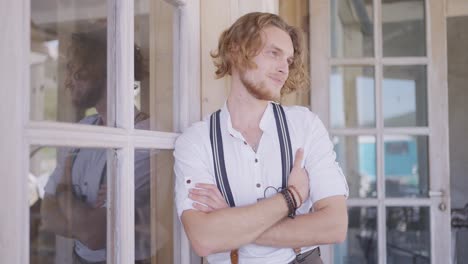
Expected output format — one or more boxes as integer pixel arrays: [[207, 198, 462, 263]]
[[331, 0, 374, 58], [382, 0, 426, 57], [134, 0, 174, 132], [30, 0, 110, 125], [384, 135, 429, 197], [383, 65, 427, 127], [278, 0, 310, 107], [330, 66, 375, 128], [136, 149, 174, 263], [333, 136, 376, 198], [334, 207, 377, 264], [387, 207, 430, 263], [30, 146, 112, 263]]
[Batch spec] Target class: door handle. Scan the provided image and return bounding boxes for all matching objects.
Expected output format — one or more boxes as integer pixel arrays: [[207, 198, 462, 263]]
[[428, 190, 444, 197], [429, 190, 447, 211]]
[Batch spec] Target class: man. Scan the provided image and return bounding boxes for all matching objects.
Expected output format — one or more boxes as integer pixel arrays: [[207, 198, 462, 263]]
[[40, 30, 152, 264], [174, 12, 349, 264]]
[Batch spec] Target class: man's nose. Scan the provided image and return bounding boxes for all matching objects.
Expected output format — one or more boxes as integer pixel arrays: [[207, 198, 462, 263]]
[[277, 58, 289, 75]]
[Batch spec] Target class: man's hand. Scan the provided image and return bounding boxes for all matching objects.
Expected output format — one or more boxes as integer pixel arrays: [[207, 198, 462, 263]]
[[287, 148, 309, 205], [189, 183, 229, 212]]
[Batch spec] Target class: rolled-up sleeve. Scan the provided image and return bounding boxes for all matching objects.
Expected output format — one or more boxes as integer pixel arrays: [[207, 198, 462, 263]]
[[304, 114, 349, 205], [174, 128, 215, 217]]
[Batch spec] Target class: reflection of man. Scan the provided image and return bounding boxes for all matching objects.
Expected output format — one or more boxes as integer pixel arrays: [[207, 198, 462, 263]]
[[174, 12, 349, 263], [40, 31, 151, 264]]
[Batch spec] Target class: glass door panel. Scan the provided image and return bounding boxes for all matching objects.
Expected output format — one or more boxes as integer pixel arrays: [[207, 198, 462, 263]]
[[333, 136, 377, 198], [386, 207, 430, 263], [30, 145, 114, 263], [134, 0, 175, 132], [30, 0, 110, 126], [334, 207, 378, 264], [330, 66, 376, 128], [135, 149, 174, 263], [382, 0, 426, 57], [383, 65, 428, 127], [330, 0, 374, 58], [384, 135, 429, 198]]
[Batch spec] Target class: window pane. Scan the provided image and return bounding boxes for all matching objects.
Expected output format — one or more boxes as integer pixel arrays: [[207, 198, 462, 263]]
[[334, 207, 377, 264], [134, 0, 174, 132], [383, 65, 427, 127], [387, 207, 430, 263], [382, 0, 426, 57], [330, 66, 375, 128], [333, 136, 376, 198], [30, 1, 111, 126], [135, 149, 174, 263], [384, 135, 429, 198], [278, 0, 311, 107], [30, 146, 113, 263], [331, 0, 374, 58]]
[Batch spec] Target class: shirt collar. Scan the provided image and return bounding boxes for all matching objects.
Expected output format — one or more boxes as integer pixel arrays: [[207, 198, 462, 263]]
[[221, 101, 277, 140]]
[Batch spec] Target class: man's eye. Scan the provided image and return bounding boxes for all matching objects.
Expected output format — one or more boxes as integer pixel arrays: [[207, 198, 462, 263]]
[[268, 50, 278, 57]]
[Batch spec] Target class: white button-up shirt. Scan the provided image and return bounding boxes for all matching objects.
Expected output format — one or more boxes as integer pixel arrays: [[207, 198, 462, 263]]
[[174, 103, 349, 264]]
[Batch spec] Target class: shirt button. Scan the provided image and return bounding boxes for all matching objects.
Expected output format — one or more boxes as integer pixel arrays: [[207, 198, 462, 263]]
[[186, 179, 191, 184], [255, 158, 258, 163], [244, 141, 247, 145], [256, 183, 261, 188]]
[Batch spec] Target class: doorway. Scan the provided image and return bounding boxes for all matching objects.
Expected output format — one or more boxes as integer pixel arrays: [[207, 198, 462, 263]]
[[447, 15, 468, 264]]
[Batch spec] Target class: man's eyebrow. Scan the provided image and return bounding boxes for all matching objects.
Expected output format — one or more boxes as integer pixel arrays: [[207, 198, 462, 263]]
[[268, 44, 294, 58]]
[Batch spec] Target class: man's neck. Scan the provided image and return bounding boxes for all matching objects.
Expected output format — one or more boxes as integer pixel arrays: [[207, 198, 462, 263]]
[[227, 83, 268, 132]]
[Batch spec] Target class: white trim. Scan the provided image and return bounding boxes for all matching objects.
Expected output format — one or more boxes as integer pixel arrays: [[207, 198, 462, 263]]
[[330, 57, 429, 65], [330, 58, 376, 65], [0, 0, 29, 262], [133, 130, 178, 149], [348, 198, 432, 207], [172, 1, 201, 263], [381, 57, 429, 65], [108, 0, 135, 262], [330, 127, 430, 135], [427, 0, 451, 263], [26, 125, 178, 149], [164, 0, 186, 7], [309, 0, 330, 127], [347, 199, 379, 207], [175, 0, 201, 133]]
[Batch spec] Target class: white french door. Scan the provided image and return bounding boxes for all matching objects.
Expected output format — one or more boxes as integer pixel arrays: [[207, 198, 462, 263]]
[[309, 0, 451, 263], [0, 0, 200, 263]]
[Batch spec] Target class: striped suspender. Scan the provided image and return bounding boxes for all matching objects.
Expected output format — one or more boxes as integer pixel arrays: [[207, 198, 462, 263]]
[[210, 109, 236, 207], [209, 103, 293, 207], [271, 103, 293, 189]]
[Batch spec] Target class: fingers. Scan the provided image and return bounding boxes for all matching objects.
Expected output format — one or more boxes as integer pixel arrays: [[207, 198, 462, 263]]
[[192, 202, 212, 213], [188, 184, 229, 211], [293, 148, 304, 168]]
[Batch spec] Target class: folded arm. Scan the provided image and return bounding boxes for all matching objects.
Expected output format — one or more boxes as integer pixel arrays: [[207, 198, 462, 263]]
[[182, 193, 289, 256], [254, 195, 348, 248], [179, 149, 309, 256]]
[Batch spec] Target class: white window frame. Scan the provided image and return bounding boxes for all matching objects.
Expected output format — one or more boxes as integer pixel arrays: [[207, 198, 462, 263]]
[[0, 0, 200, 262], [309, 0, 450, 263]]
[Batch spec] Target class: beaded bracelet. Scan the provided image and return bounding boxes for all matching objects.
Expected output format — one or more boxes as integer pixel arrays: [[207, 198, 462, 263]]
[[280, 188, 296, 219]]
